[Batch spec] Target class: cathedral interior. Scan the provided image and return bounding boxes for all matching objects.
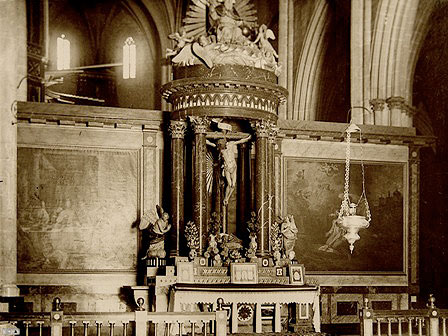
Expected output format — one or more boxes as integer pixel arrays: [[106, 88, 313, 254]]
[[1, 0, 448, 335]]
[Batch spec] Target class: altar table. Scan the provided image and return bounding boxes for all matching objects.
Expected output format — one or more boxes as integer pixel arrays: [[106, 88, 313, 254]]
[[169, 283, 320, 333]]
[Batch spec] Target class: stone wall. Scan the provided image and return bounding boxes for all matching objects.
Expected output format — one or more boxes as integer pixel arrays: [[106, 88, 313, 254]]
[[15, 102, 165, 312]]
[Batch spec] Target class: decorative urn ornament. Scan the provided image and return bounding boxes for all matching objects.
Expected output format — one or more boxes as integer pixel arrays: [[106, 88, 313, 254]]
[[337, 122, 371, 253]]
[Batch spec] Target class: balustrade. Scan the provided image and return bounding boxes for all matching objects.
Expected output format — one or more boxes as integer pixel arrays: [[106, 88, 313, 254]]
[[361, 296, 448, 336], [0, 298, 226, 336]]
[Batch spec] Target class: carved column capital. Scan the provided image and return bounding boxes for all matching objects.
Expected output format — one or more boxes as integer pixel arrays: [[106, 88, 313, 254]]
[[252, 120, 274, 138], [169, 120, 187, 139], [189, 116, 209, 134], [386, 96, 406, 110], [268, 126, 279, 143], [369, 98, 386, 112]]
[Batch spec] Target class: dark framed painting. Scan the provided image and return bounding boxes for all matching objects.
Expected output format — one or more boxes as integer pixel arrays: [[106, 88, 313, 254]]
[[17, 147, 139, 273], [284, 157, 406, 274]]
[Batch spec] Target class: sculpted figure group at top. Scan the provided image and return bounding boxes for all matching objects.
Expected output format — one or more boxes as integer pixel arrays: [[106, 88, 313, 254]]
[[167, 0, 281, 75], [208, 0, 247, 45]]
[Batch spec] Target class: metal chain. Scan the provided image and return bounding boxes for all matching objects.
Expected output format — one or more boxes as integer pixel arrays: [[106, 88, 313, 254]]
[[338, 126, 371, 223], [358, 130, 371, 222], [338, 129, 351, 220]]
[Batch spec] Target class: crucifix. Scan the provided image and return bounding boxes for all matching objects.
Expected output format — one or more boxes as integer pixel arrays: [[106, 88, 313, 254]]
[[206, 122, 251, 231]]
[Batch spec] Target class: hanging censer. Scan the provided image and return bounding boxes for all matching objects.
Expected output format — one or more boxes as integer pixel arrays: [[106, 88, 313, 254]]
[[338, 122, 371, 253]]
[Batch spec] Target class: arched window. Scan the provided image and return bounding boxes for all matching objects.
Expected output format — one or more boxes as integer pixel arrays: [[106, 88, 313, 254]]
[[57, 34, 70, 70], [123, 37, 136, 79]]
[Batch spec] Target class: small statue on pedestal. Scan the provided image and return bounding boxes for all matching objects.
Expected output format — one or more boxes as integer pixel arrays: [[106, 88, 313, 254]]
[[246, 211, 259, 261], [205, 234, 222, 266], [139, 205, 171, 259], [246, 235, 258, 261], [281, 214, 298, 261]]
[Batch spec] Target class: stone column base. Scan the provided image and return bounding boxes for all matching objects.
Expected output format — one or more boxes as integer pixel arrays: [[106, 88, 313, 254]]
[[1, 284, 20, 297], [0, 285, 22, 312]]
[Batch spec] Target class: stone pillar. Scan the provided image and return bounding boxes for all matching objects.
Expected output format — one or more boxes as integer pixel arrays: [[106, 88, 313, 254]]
[[0, 0, 26, 298], [278, 0, 289, 119], [403, 104, 415, 128], [190, 116, 208, 254], [386, 96, 405, 127], [350, 0, 372, 124], [168, 120, 187, 257], [253, 120, 270, 256], [237, 141, 251, 237], [370, 98, 388, 126]]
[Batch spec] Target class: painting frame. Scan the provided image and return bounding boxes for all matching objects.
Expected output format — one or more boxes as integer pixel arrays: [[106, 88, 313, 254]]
[[16, 143, 142, 274], [177, 262, 195, 283], [230, 263, 258, 284], [289, 264, 305, 285], [281, 139, 410, 286]]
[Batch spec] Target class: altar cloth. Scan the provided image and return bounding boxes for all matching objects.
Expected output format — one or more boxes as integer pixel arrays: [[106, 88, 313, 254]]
[[169, 283, 321, 332]]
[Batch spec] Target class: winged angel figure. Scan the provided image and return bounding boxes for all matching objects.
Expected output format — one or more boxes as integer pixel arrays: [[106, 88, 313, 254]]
[[254, 24, 278, 59], [139, 205, 171, 259]]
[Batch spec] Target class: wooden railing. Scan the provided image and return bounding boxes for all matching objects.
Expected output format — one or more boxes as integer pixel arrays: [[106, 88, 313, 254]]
[[0, 298, 227, 336], [360, 295, 448, 336]]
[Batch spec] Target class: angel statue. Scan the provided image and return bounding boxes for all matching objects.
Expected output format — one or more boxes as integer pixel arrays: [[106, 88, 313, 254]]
[[254, 24, 278, 59], [139, 205, 171, 259], [166, 27, 193, 57]]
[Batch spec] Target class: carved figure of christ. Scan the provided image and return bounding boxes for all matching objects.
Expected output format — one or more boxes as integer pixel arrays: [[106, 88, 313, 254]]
[[206, 134, 251, 206]]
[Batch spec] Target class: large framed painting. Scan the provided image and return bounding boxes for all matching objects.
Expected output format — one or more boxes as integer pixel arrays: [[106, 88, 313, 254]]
[[17, 147, 139, 273], [282, 140, 408, 280]]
